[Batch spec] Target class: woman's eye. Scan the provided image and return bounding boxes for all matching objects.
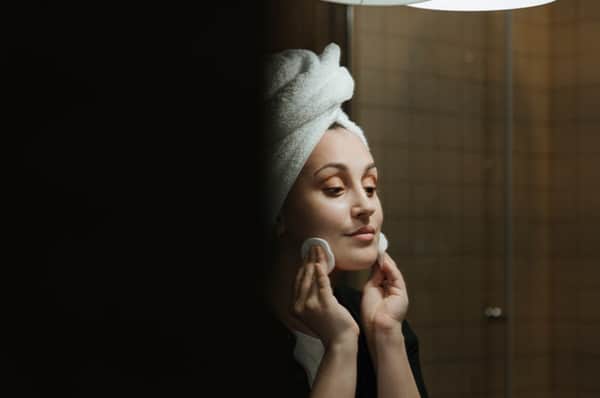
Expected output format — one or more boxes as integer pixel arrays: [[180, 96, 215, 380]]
[[324, 187, 344, 195], [365, 186, 377, 196]]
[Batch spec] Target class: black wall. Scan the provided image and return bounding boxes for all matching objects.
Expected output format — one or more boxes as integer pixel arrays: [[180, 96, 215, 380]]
[[6, 2, 269, 396]]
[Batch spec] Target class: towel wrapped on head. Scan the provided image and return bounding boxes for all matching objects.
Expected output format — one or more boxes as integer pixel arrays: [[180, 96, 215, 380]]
[[263, 42, 369, 226]]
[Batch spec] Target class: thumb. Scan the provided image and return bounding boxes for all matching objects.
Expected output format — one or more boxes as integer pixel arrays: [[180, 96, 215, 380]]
[[364, 262, 385, 289]]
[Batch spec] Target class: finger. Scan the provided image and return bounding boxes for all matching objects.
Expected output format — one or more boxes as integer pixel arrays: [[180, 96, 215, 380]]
[[294, 264, 306, 301], [297, 263, 315, 304], [364, 262, 385, 289], [310, 244, 318, 263], [314, 243, 324, 265], [308, 264, 319, 302], [381, 254, 407, 290], [314, 259, 333, 298]]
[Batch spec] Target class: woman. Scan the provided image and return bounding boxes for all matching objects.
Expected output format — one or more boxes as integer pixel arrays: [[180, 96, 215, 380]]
[[261, 43, 428, 398]]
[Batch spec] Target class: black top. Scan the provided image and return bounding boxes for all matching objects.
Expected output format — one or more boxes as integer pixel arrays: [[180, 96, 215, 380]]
[[261, 285, 429, 398]]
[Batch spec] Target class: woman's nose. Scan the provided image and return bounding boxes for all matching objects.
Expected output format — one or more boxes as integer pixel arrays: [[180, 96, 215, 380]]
[[351, 191, 376, 219]]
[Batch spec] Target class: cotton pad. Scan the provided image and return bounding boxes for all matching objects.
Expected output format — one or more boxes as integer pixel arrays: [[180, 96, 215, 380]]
[[301, 238, 335, 274], [378, 232, 388, 267]]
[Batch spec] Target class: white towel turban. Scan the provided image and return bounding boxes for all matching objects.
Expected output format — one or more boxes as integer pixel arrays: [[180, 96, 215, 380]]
[[264, 42, 369, 227]]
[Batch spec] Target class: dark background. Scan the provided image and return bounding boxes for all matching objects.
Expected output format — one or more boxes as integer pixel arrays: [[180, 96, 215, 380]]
[[5, 2, 269, 396]]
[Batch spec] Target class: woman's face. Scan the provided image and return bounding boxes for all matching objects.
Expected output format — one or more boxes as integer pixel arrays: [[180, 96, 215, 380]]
[[281, 127, 383, 271]]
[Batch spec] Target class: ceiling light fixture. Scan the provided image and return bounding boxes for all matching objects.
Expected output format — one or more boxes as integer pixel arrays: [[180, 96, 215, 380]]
[[320, 0, 430, 5], [406, 0, 556, 11], [320, 0, 557, 10]]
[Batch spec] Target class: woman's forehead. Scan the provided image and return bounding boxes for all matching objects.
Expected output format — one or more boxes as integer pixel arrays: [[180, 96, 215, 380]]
[[305, 129, 374, 171]]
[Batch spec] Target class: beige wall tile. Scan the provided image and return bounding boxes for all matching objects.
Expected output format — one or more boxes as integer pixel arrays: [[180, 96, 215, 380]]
[[579, 221, 600, 257], [381, 146, 410, 183], [437, 151, 461, 183], [578, 154, 600, 185], [549, 123, 579, 155], [463, 118, 485, 150], [578, 123, 600, 153], [577, 85, 600, 119], [580, 260, 600, 288], [549, 189, 578, 220], [410, 113, 436, 148], [578, 288, 600, 322], [384, 70, 412, 108], [552, 23, 577, 57], [382, 217, 412, 256], [513, 356, 551, 391], [551, 58, 577, 88], [437, 220, 462, 254], [413, 219, 440, 255], [413, 75, 438, 111], [578, 188, 600, 218], [549, 154, 578, 189], [486, 50, 508, 83], [515, 322, 551, 355], [550, 280, 578, 322], [409, 149, 439, 182], [550, 0, 578, 24], [434, 12, 463, 43], [436, 114, 463, 149], [552, 325, 577, 355], [462, 14, 486, 48], [579, 356, 600, 391], [578, 53, 600, 84], [381, 181, 410, 219], [548, 222, 579, 257], [435, 44, 464, 79], [412, 183, 438, 219], [462, 185, 484, 218], [355, 32, 386, 70], [437, 77, 463, 114], [579, 0, 600, 21], [385, 36, 411, 72], [354, 6, 385, 35], [383, 109, 412, 146], [514, 23, 551, 56], [463, 81, 485, 116], [438, 185, 462, 219], [355, 67, 386, 106], [514, 5, 551, 26], [463, 153, 485, 185], [462, 219, 485, 255], [578, 324, 600, 355], [432, 360, 468, 394]]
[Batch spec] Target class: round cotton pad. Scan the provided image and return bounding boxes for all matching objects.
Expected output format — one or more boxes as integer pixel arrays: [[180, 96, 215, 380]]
[[378, 232, 388, 266], [300, 237, 335, 274], [378, 232, 388, 255]]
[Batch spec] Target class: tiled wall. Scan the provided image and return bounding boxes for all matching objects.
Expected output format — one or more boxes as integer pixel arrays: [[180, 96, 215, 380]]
[[549, 1, 600, 397], [351, 1, 600, 397]]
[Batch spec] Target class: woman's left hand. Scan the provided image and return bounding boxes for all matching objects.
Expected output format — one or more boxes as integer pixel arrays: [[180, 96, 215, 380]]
[[361, 252, 409, 334]]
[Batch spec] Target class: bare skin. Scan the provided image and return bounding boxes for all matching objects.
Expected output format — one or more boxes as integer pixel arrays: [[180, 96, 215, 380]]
[[267, 126, 420, 398]]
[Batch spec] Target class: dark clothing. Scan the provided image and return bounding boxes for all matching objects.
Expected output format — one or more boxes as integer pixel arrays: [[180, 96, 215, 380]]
[[262, 285, 429, 398]]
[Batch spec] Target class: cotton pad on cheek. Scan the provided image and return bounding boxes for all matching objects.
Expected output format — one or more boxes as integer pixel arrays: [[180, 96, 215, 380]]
[[300, 238, 335, 274], [378, 232, 388, 267]]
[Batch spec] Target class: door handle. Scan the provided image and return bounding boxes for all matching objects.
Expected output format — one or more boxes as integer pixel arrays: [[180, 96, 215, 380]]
[[484, 306, 505, 320]]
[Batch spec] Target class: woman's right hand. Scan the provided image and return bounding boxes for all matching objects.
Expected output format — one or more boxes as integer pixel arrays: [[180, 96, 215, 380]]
[[291, 244, 360, 348]]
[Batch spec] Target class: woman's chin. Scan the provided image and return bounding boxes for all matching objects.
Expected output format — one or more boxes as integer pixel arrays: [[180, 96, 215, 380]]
[[335, 256, 378, 271]]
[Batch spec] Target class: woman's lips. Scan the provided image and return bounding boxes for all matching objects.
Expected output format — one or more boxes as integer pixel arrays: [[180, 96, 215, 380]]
[[350, 232, 375, 241]]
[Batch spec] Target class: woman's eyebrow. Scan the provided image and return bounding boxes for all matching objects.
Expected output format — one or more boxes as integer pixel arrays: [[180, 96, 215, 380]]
[[313, 162, 377, 176]]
